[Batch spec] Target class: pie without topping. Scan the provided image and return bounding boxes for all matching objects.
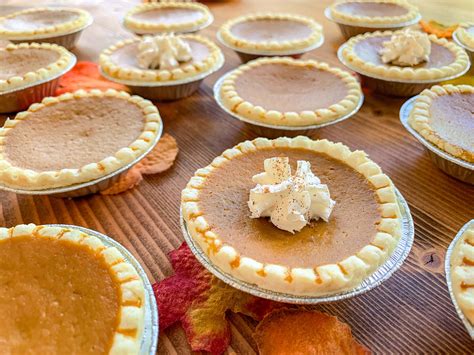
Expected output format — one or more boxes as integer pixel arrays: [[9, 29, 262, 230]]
[[100, 34, 223, 82], [340, 30, 469, 81], [0, 42, 74, 92], [0, 89, 162, 190], [219, 13, 323, 53], [329, 0, 420, 26], [409, 85, 474, 163], [220, 57, 362, 127], [456, 23, 474, 50], [0, 7, 92, 39], [181, 136, 402, 296], [0, 224, 145, 354], [124, 2, 212, 34], [450, 222, 474, 325]]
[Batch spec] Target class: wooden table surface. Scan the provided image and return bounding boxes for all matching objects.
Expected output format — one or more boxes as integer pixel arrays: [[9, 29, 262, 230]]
[[1, 0, 474, 354]]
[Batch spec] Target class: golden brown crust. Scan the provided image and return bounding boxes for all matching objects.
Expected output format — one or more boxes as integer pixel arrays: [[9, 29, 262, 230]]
[[124, 2, 212, 34], [0, 223, 145, 353], [340, 30, 469, 82], [181, 136, 402, 296], [0, 7, 92, 39], [218, 13, 323, 53], [408, 85, 474, 163], [0, 89, 162, 190], [0, 42, 75, 93], [329, 0, 420, 26], [219, 57, 362, 127], [99, 34, 223, 83], [450, 221, 474, 325]]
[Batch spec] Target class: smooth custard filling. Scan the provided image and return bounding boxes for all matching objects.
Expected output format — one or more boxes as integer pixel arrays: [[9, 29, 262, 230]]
[[335, 2, 409, 17], [230, 19, 313, 43], [198, 147, 383, 268], [0, 48, 60, 80], [130, 7, 204, 25], [0, 236, 121, 354]]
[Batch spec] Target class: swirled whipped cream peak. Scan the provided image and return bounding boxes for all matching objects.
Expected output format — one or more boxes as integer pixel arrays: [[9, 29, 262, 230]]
[[137, 33, 192, 70], [379, 29, 431, 67], [248, 157, 336, 234]]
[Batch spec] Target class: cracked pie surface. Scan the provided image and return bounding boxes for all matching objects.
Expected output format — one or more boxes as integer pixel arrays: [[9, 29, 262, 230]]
[[0, 224, 145, 354], [181, 136, 402, 296], [0, 89, 162, 190]]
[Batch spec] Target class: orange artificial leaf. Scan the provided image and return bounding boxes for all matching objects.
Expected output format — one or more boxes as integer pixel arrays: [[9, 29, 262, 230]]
[[135, 134, 179, 174], [153, 243, 283, 355], [55, 61, 129, 95], [100, 168, 143, 195], [419, 20, 458, 39], [101, 134, 178, 195], [255, 309, 371, 355]]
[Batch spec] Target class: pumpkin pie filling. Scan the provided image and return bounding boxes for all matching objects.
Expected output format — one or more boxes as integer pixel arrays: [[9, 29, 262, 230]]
[[3, 96, 146, 172], [230, 19, 313, 43], [0, 10, 79, 32], [129, 7, 204, 26], [0, 47, 60, 80], [198, 147, 382, 268], [0, 236, 121, 353], [429, 92, 474, 153], [334, 2, 409, 18], [353, 36, 455, 69], [233, 63, 349, 113]]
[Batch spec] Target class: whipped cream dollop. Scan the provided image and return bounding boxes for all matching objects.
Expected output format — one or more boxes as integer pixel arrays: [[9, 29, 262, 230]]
[[137, 34, 192, 70], [248, 157, 335, 234], [379, 30, 431, 67]]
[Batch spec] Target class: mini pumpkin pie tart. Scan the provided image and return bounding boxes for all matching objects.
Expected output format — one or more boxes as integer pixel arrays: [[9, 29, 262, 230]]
[[218, 57, 362, 127], [447, 220, 474, 337], [0, 42, 74, 93], [124, 2, 212, 35], [409, 85, 474, 164], [339, 29, 470, 96], [455, 23, 474, 50], [218, 13, 323, 62], [181, 136, 403, 296], [0, 89, 162, 190], [0, 7, 92, 49], [0, 224, 145, 353]]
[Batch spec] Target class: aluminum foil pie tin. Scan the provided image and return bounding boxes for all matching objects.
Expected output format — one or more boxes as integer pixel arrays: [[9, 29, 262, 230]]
[[0, 55, 77, 114], [452, 31, 474, 70], [337, 44, 470, 97], [125, 13, 214, 36], [213, 69, 364, 138], [324, 7, 422, 41], [45, 224, 160, 352], [400, 96, 473, 184], [9, 17, 93, 50], [217, 31, 325, 64], [0, 119, 163, 198], [100, 53, 224, 101], [180, 188, 414, 305], [445, 219, 474, 339]]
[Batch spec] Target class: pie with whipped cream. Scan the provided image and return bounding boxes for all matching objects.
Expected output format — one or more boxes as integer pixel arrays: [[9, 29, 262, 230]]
[[0, 7, 92, 40], [219, 13, 323, 54], [409, 85, 474, 163], [340, 30, 469, 81], [100, 34, 223, 83], [219, 57, 362, 127], [450, 221, 474, 325], [181, 136, 402, 296], [0, 42, 74, 92], [455, 23, 474, 50], [329, 0, 420, 27], [124, 2, 212, 35], [0, 224, 145, 353], [0, 89, 162, 190]]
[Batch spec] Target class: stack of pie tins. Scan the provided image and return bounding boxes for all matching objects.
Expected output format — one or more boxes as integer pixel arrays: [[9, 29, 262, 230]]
[[399, 93, 473, 185], [213, 57, 364, 138], [324, 0, 421, 40], [445, 220, 474, 340], [0, 224, 159, 353], [179, 136, 415, 303]]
